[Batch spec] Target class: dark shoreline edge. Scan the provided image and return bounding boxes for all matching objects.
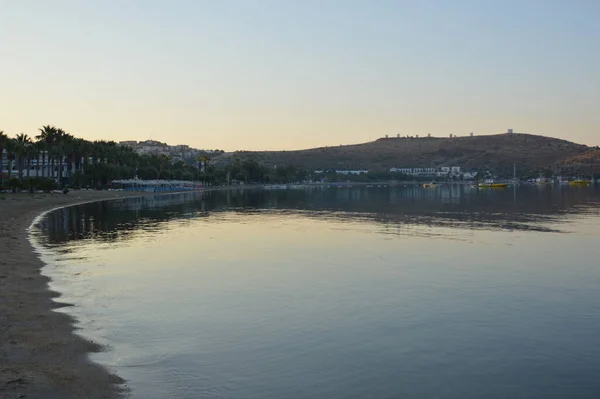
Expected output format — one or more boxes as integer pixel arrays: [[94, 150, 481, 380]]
[[27, 192, 199, 397], [1, 188, 243, 398]]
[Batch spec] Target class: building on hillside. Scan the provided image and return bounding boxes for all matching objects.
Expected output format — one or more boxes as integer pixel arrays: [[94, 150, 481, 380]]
[[335, 169, 369, 175], [390, 166, 468, 178], [389, 167, 436, 176], [438, 166, 461, 173], [390, 167, 413, 175], [436, 166, 462, 176], [118, 140, 213, 161]]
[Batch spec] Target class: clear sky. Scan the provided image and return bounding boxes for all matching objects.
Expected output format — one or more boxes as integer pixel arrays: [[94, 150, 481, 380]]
[[1, 0, 599, 150]]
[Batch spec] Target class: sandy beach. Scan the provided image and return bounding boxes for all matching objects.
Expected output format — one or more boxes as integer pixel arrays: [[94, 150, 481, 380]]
[[0, 189, 192, 399]]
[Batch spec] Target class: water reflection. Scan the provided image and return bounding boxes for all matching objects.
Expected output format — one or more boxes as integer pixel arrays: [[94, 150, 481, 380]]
[[35, 185, 600, 246], [32, 185, 600, 399]]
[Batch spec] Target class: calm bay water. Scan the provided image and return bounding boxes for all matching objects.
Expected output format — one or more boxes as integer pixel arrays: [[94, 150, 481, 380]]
[[33, 185, 600, 398]]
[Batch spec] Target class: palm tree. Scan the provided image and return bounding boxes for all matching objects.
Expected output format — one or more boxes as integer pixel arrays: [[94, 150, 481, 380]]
[[71, 138, 89, 184], [157, 154, 171, 179], [25, 140, 38, 179], [4, 137, 16, 182], [60, 133, 76, 183], [33, 141, 46, 178], [35, 141, 47, 178], [36, 125, 57, 180], [197, 155, 210, 172], [55, 128, 69, 184], [92, 140, 107, 165], [14, 133, 32, 180], [81, 139, 93, 175]]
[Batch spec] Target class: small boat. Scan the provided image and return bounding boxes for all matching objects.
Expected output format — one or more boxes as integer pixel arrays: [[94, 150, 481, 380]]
[[569, 180, 590, 187], [479, 179, 508, 188], [422, 182, 437, 188]]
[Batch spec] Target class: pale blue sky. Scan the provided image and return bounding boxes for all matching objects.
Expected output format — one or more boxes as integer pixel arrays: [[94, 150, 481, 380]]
[[1, 0, 598, 150]]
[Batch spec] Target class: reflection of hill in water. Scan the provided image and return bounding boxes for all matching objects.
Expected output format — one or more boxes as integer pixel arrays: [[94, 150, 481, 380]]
[[35, 186, 600, 246]]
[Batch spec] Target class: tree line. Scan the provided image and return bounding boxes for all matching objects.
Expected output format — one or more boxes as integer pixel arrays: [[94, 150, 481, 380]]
[[0, 126, 218, 191], [0, 127, 318, 193]]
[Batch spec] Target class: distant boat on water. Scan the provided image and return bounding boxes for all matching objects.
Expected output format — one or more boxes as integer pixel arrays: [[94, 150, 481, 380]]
[[479, 179, 509, 188], [569, 180, 591, 187], [422, 182, 437, 188]]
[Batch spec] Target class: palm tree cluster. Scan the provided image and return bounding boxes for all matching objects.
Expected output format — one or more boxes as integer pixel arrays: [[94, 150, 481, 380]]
[[1, 126, 215, 191]]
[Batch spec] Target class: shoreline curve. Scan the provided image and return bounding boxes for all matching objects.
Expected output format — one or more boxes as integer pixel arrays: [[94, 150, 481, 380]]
[[0, 187, 242, 399]]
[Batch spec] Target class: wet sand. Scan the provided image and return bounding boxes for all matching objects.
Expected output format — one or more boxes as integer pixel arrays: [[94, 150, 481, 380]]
[[0, 190, 200, 399]]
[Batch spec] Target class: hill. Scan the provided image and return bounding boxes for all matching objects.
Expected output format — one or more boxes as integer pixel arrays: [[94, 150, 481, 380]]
[[212, 133, 591, 174], [556, 148, 600, 175]]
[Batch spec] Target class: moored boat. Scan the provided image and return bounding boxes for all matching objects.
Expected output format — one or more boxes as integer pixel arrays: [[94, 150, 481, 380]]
[[479, 179, 509, 188], [569, 180, 590, 187]]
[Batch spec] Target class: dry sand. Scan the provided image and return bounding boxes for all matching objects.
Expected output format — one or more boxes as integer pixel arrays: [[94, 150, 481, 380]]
[[0, 189, 194, 399]]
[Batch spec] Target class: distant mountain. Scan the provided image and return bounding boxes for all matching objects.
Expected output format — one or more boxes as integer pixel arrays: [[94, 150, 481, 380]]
[[212, 133, 594, 174]]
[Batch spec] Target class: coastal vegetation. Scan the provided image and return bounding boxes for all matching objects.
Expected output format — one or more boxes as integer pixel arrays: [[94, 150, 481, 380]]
[[0, 127, 314, 189], [0, 127, 219, 191], [2, 129, 598, 191]]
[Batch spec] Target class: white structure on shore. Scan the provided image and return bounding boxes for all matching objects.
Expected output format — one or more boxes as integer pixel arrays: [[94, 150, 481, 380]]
[[335, 169, 369, 175], [390, 166, 476, 179], [313, 169, 369, 175], [390, 167, 436, 175], [1, 149, 75, 180], [439, 166, 462, 175]]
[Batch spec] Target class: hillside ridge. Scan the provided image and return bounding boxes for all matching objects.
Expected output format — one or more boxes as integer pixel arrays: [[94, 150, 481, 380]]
[[212, 133, 595, 173]]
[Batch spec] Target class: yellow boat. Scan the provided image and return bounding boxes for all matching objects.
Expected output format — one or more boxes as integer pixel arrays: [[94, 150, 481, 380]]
[[479, 183, 509, 188], [478, 180, 508, 188], [422, 183, 437, 188], [569, 180, 590, 187]]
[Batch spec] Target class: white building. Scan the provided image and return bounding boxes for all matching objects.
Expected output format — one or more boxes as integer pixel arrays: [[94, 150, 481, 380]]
[[335, 169, 369, 175], [1, 149, 76, 180], [390, 166, 467, 178], [390, 167, 413, 174], [390, 167, 436, 176], [438, 166, 461, 175]]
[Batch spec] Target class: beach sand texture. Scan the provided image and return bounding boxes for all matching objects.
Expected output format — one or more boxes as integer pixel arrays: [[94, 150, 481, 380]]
[[0, 190, 176, 399]]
